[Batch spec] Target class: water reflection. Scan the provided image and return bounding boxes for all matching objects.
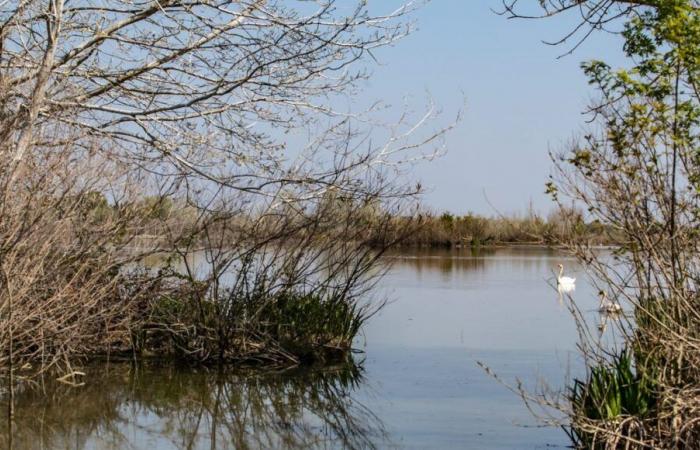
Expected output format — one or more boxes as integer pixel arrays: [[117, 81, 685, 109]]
[[372, 247, 583, 351], [389, 246, 564, 277], [557, 284, 575, 305], [597, 311, 615, 334], [0, 362, 385, 450]]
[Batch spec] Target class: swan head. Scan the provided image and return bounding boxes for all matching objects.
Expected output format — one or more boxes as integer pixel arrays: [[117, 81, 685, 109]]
[[557, 264, 563, 269]]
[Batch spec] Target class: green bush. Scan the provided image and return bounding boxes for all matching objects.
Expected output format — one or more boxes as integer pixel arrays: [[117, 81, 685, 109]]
[[137, 285, 367, 365], [258, 292, 366, 361], [569, 350, 658, 446]]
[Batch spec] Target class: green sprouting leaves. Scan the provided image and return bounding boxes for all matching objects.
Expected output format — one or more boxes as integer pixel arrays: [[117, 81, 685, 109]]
[[545, 180, 558, 201], [569, 350, 658, 422], [568, 148, 592, 168]]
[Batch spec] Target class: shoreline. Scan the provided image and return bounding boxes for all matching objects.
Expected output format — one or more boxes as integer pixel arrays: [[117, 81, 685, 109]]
[[385, 242, 617, 251]]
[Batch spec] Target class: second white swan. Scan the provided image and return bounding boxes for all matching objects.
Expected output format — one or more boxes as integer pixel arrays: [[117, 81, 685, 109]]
[[598, 291, 622, 314]]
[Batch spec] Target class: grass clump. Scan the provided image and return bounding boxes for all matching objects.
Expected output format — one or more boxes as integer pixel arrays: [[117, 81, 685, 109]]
[[135, 281, 372, 366], [257, 292, 366, 361], [568, 350, 658, 448]]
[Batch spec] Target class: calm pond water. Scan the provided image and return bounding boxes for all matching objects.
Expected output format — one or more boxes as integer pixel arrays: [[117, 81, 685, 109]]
[[1, 247, 616, 449]]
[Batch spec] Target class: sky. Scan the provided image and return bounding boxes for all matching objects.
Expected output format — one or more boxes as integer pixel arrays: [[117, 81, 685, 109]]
[[360, 1, 628, 216]]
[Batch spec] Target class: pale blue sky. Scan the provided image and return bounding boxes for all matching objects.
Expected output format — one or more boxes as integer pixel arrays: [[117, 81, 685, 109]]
[[363, 1, 626, 215]]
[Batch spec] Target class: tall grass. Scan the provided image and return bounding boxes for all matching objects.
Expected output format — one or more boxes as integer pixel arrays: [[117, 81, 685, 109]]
[[568, 350, 658, 448], [139, 285, 371, 365]]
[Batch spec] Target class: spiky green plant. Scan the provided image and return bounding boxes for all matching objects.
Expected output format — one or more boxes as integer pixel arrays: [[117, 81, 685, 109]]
[[568, 350, 658, 447]]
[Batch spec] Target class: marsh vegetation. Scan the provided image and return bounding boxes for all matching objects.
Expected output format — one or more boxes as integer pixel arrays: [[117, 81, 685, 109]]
[[503, 1, 700, 448], [0, 247, 590, 450], [374, 207, 613, 248], [6, 0, 700, 448]]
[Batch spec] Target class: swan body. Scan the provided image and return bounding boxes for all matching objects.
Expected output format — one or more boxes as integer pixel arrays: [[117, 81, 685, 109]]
[[557, 264, 576, 290], [598, 292, 622, 314]]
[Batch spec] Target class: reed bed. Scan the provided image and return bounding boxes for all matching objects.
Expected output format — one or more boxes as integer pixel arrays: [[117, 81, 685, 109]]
[[372, 208, 613, 248]]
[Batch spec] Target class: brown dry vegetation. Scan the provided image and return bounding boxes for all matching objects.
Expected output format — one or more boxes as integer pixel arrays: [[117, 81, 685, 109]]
[[0, 145, 423, 376], [372, 207, 613, 248], [0, 0, 447, 385]]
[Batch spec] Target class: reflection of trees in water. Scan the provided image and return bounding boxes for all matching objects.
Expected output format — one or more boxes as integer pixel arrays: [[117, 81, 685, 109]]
[[391, 249, 487, 276], [0, 361, 385, 450], [391, 247, 563, 276]]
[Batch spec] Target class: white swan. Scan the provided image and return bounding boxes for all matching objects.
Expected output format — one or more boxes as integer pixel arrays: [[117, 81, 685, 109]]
[[598, 291, 622, 314], [557, 264, 576, 291]]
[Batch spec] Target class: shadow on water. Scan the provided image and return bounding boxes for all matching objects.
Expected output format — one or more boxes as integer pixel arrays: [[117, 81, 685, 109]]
[[0, 360, 386, 450]]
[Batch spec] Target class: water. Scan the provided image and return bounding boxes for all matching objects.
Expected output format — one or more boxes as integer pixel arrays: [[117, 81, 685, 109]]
[[2, 247, 614, 449], [359, 247, 597, 449]]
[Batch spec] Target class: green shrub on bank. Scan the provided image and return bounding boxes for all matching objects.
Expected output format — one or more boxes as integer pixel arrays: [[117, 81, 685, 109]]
[[257, 292, 366, 361], [570, 351, 657, 420], [568, 350, 658, 447], [135, 284, 368, 366]]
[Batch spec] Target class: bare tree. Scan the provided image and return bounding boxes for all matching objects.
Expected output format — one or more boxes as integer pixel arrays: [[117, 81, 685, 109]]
[[0, 1, 449, 379], [497, 1, 683, 55], [0, 0, 442, 202]]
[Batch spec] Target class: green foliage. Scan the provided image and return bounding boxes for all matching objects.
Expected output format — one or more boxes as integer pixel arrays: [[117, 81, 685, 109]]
[[258, 292, 366, 361], [138, 196, 174, 221], [78, 190, 112, 222], [139, 285, 367, 365], [569, 350, 658, 446], [577, 0, 700, 190]]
